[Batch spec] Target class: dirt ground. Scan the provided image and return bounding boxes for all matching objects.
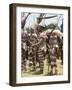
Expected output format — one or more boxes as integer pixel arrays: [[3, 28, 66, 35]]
[[21, 59, 63, 77]]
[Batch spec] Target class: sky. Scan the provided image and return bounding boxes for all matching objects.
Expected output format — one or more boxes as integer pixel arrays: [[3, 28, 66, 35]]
[[21, 12, 63, 30]]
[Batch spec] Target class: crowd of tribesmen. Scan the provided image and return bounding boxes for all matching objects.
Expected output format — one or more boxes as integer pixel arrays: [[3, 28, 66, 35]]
[[21, 28, 63, 75]]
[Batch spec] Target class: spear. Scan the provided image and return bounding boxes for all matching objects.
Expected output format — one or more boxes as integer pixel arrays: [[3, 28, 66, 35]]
[[37, 14, 57, 24], [37, 15, 57, 19]]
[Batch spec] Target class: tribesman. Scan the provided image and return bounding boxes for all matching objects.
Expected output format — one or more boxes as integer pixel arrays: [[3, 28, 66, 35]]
[[46, 33, 58, 75], [31, 32, 46, 74], [28, 33, 38, 71], [48, 45, 57, 75], [36, 36, 46, 73], [21, 31, 28, 72]]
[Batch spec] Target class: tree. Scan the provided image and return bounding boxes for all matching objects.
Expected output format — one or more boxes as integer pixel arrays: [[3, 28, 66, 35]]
[[61, 19, 63, 32], [21, 13, 31, 30]]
